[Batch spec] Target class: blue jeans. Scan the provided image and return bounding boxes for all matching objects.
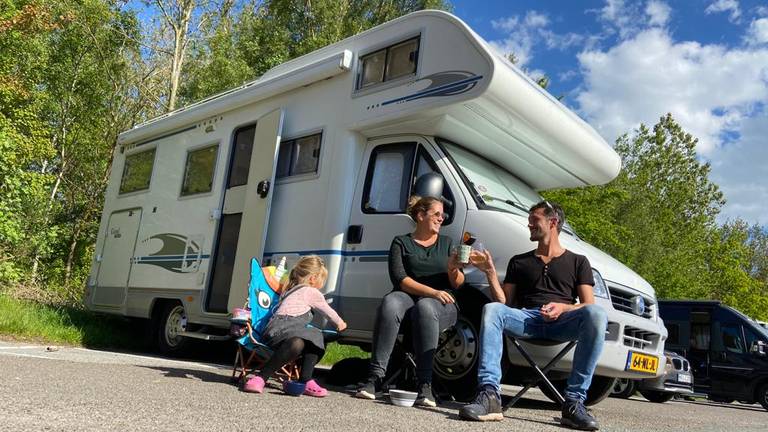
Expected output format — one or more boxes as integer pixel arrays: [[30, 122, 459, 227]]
[[477, 303, 608, 402]]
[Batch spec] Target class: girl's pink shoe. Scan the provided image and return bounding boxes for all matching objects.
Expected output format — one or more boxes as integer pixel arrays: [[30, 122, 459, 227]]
[[243, 376, 265, 393], [303, 379, 328, 397]]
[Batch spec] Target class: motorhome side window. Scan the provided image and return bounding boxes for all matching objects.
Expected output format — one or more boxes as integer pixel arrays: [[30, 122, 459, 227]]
[[181, 144, 218, 196], [119, 148, 156, 194], [357, 37, 419, 90], [276, 133, 322, 179]]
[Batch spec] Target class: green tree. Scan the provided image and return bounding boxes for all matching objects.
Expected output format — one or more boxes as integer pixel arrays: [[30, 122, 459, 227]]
[[545, 114, 725, 299]]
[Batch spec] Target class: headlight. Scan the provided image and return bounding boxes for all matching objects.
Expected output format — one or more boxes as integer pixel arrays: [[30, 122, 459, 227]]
[[592, 269, 610, 299]]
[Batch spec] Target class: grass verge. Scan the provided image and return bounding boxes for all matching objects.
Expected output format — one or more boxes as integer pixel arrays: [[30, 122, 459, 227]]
[[0, 293, 149, 351], [322, 342, 369, 365], [0, 293, 367, 365]]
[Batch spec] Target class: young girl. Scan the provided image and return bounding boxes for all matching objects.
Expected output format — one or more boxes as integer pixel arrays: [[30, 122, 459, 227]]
[[243, 255, 347, 397]]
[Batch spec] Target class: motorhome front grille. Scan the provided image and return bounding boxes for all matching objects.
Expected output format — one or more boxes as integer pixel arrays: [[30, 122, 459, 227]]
[[623, 326, 657, 350], [672, 357, 690, 372], [608, 286, 655, 319]]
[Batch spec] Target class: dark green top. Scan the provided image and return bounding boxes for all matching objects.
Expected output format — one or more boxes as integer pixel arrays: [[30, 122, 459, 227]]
[[388, 233, 456, 292]]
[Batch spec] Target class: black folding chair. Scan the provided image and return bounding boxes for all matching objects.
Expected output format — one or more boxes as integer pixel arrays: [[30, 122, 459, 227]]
[[503, 337, 577, 409]]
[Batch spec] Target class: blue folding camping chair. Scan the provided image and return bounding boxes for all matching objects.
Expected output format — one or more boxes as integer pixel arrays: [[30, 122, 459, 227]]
[[230, 257, 339, 385], [230, 257, 299, 384]]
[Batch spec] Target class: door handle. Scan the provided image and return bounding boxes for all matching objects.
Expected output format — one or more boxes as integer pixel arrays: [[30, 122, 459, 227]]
[[256, 180, 270, 198], [347, 225, 363, 244]]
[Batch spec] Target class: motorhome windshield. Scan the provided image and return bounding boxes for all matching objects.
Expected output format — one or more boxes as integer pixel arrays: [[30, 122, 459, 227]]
[[440, 140, 578, 236]]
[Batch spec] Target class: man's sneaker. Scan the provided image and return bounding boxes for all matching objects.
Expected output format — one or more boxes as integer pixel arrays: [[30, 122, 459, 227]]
[[458, 387, 503, 421], [561, 399, 599, 431], [415, 382, 436, 407], [354, 376, 378, 400]]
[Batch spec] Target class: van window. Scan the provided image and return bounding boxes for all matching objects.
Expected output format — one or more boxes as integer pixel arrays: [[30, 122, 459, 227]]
[[228, 125, 255, 188], [181, 145, 218, 196], [276, 133, 322, 179], [357, 37, 419, 90], [667, 323, 680, 346], [362, 143, 454, 224], [363, 143, 415, 213], [721, 324, 744, 354], [119, 148, 156, 194]]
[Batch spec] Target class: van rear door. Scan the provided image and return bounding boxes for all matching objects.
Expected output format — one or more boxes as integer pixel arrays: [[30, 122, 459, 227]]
[[205, 109, 284, 314]]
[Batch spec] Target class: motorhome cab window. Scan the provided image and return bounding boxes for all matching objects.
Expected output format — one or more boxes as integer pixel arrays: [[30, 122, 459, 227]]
[[357, 37, 419, 89], [119, 148, 156, 194], [362, 143, 454, 223], [181, 144, 218, 196], [276, 133, 322, 179], [439, 140, 540, 214]]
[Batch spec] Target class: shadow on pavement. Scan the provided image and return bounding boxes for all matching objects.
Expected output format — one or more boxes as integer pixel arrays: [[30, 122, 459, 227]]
[[140, 365, 234, 384]]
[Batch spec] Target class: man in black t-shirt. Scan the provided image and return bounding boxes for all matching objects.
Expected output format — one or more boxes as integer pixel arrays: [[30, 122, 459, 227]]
[[459, 201, 607, 431]]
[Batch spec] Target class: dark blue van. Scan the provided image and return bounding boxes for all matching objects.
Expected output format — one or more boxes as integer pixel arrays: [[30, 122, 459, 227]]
[[658, 300, 768, 410]]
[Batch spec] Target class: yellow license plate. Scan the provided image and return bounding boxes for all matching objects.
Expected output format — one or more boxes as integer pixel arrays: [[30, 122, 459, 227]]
[[625, 351, 659, 374]]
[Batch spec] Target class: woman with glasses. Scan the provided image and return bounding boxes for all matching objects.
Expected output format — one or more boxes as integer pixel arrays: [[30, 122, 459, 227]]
[[355, 195, 465, 407]]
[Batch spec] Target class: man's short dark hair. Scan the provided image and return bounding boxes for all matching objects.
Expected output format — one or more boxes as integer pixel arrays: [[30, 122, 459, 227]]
[[529, 200, 565, 233]]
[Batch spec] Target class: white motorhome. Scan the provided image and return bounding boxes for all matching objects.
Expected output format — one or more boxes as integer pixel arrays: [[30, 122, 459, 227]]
[[86, 10, 667, 403]]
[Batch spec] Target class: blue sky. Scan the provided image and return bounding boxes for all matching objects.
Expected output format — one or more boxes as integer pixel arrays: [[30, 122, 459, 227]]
[[450, 0, 768, 227]]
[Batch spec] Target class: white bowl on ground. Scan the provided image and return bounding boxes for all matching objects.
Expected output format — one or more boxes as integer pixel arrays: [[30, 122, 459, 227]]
[[389, 389, 418, 407]]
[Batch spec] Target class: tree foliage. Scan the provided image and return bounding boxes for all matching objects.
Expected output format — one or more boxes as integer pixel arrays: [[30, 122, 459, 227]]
[[545, 114, 767, 319], [0, 1, 765, 323]]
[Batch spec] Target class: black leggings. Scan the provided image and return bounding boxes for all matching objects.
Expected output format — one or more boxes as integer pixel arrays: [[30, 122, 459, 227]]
[[257, 337, 325, 382]]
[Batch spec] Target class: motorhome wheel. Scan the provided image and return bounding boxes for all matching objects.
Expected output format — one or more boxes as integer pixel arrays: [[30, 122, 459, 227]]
[[155, 302, 190, 355], [611, 378, 636, 399]]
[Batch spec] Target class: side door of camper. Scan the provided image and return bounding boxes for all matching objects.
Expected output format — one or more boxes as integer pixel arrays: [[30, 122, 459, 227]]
[[204, 109, 285, 316], [338, 136, 466, 338]]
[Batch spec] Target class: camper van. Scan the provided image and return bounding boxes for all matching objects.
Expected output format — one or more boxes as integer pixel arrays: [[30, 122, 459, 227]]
[[658, 300, 768, 410], [86, 10, 667, 403]]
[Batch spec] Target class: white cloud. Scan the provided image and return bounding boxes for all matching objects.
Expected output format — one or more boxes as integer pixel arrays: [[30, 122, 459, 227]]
[[576, 28, 768, 155], [575, 28, 768, 226], [489, 11, 583, 68], [646, 1, 671, 27], [705, 0, 742, 23], [746, 18, 768, 45], [710, 111, 768, 225]]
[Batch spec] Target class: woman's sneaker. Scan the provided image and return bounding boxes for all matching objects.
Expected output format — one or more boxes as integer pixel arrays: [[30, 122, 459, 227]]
[[561, 399, 599, 430], [355, 376, 378, 400], [458, 387, 503, 421], [415, 382, 437, 407], [242, 375, 265, 394]]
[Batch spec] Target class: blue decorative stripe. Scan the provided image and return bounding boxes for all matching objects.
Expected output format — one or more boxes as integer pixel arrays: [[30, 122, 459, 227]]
[[136, 254, 211, 261], [136, 250, 389, 261], [263, 249, 388, 258], [382, 75, 483, 106]]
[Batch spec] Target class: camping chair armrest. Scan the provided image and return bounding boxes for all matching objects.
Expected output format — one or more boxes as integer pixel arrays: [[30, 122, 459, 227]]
[[245, 322, 260, 345]]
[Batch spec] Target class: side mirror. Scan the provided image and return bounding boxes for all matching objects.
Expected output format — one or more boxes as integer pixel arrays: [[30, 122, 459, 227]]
[[750, 340, 766, 356], [413, 173, 453, 208]]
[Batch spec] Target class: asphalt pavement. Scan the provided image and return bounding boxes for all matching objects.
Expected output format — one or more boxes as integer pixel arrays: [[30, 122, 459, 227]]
[[0, 340, 765, 431]]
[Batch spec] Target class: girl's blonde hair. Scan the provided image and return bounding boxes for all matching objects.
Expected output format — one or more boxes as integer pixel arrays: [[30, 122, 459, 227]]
[[284, 255, 328, 291], [406, 195, 442, 220]]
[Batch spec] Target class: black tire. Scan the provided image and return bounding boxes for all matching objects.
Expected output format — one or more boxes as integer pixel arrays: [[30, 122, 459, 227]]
[[540, 376, 616, 406], [611, 378, 637, 399], [757, 383, 768, 411], [640, 390, 675, 403], [154, 302, 190, 356], [433, 288, 492, 402]]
